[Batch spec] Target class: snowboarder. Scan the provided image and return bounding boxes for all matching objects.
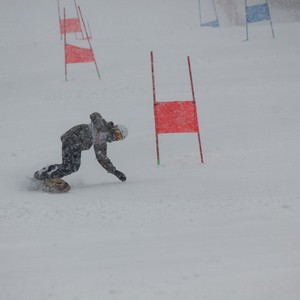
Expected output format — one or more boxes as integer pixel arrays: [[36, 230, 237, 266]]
[[34, 112, 128, 183]]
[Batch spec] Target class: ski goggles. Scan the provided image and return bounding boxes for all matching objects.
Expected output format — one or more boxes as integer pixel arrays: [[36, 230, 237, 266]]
[[114, 129, 123, 141]]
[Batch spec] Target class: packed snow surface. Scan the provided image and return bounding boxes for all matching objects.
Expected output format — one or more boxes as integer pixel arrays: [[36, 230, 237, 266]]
[[1, 0, 300, 299]]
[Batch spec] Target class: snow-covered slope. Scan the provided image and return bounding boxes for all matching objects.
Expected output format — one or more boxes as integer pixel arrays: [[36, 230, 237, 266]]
[[1, 1, 300, 299]]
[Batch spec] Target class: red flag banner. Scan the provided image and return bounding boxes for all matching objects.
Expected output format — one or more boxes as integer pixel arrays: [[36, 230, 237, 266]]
[[60, 18, 81, 34], [65, 43, 95, 64], [154, 100, 199, 134]]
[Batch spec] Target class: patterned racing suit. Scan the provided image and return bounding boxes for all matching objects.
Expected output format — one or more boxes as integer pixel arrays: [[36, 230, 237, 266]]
[[34, 112, 125, 181]]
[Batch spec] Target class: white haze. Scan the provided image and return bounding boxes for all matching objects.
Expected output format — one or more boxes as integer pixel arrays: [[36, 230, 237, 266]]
[[1, 1, 300, 299]]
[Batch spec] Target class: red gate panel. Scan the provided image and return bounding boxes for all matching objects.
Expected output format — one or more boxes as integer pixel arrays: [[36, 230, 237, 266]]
[[65, 44, 95, 64], [154, 100, 199, 134], [60, 18, 81, 34]]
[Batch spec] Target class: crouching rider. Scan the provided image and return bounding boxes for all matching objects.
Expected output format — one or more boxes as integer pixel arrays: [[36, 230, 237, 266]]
[[34, 112, 128, 182]]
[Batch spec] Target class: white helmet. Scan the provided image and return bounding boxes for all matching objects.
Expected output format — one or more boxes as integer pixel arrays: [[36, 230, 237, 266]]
[[115, 124, 128, 140]]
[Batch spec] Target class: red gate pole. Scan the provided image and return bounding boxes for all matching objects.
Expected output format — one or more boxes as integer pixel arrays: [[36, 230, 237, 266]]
[[151, 51, 160, 166], [57, 0, 62, 40], [87, 21, 92, 39], [74, 0, 84, 39], [64, 8, 68, 81], [78, 6, 101, 78], [187, 56, 204, 163]]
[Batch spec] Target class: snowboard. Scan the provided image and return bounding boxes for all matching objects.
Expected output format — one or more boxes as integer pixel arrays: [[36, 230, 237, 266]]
[[30, 178, 70, 193]]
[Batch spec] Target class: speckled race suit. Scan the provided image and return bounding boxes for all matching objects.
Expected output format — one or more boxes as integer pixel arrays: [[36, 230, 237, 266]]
[[34, 113, 118, 180]]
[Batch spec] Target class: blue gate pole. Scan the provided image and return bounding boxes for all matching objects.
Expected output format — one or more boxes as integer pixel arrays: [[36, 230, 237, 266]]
[[266, 0, 275, 39], [212, 0, 219, 27], [245, 0, 249, 41], [198, 0, 203, 26]]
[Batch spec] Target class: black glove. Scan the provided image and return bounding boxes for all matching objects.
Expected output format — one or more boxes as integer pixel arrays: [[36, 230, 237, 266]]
[[114, 170, 126, 182]]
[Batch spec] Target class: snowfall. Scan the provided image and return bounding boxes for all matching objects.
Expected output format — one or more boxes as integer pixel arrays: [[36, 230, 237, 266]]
[[1, 0, 300, 299]]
